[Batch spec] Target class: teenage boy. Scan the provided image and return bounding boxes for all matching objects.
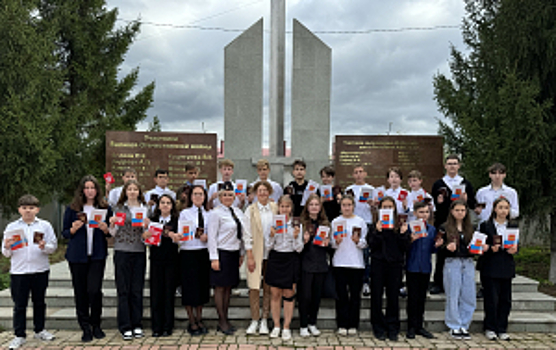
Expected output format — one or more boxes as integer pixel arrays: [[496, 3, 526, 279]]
[[405, 202, 441, 340], [176, 164, 199, 206], [145, 169, 177, 211], [430, 154, 476, 294], [384, 167, 409, 215], [207, 159, 245, 209], [286, 159, 309, 217], [345, 165, 374, 296], [475, 163, 519, 223], [406, 170, 436, 222], [250, 159, 283, 203], [320, 165, 341, 221], [107, 168, 137, 207], [2, 195, 58, 350]]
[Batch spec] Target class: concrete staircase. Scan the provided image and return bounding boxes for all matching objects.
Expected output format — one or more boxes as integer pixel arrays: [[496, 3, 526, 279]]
[[1, 250, 555, 332]]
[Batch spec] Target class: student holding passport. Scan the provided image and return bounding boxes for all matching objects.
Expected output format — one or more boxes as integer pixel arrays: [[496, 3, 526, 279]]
[[62, 175, 111, 342]]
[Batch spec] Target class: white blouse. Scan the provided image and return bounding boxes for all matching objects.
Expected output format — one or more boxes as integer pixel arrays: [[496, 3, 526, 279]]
[[178, 206, 209, 250], [207, 205, 245, 260]]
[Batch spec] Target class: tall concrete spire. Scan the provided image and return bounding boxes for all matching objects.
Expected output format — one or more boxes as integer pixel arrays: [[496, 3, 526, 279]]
[[269, 0, 286, 157]]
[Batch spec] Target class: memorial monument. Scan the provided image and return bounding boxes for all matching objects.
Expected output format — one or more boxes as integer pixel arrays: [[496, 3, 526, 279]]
[[224, 0, 331, 184]]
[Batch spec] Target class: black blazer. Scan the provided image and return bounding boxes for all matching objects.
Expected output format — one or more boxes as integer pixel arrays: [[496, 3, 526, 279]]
[[367, 224, 411, 266], [148, 215, 179, 263], [62, 206, 112, 263], [478, 219, 516, 279], [431, 177, 476, 230]]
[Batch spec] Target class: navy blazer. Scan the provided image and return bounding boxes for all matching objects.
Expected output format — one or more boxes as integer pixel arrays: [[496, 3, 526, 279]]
[[406, 223, 437, 274], [62, 206, 113, 263]]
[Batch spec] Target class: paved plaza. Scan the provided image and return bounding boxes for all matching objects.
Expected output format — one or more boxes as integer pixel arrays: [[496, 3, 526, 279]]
[[0, 328, 556, 349]]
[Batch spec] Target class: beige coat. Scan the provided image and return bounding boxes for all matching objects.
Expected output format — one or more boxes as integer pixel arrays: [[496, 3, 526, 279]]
[[243, 201, 278, 289]]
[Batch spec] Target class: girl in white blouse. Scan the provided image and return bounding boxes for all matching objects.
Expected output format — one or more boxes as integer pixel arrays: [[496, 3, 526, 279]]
[[331, 195, 368, 336], [265, 196, 304, 341]]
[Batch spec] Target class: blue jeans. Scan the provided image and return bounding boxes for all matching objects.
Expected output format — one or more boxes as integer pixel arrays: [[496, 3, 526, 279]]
[[443, 257, 476, 330]]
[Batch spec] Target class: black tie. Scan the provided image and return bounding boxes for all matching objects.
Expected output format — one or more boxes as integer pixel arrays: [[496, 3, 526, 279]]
[[198, 207, 204, 228], [229, 207, 242, 240]]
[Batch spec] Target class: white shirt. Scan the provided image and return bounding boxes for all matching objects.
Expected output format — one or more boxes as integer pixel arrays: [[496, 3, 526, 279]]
[[178, 206, 210, 250], [2, 218, 58, 274], [145, 186, 177, 212], [442, 174, 464, 191], [83, 205, 94, 256], [108, 186, 123, 207], [207, 181, 242, 208], [385, 187, 409, 215], [243, 202, 274, 259], [494, 220, 508, 237], [266, 219, 304, 253], [207, 205, 245, 260], [330, 215, 368, 268], [476, 184, 519, 223], [345, 184, 375, 224], [406, 189, 436, 222], [250, 178, 284, 203]]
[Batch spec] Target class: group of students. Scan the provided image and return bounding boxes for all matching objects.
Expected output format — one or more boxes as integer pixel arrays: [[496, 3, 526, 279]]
[[1, 155, 520, 349]]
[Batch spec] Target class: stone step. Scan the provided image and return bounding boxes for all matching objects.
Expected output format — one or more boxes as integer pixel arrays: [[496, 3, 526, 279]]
[[0, 287, 553, 313], [0, 306, 554, 333]]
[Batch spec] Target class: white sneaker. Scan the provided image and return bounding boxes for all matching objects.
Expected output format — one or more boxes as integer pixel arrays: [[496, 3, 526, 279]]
[[34, 330, 55, 341], [308, 324, 321, 336], [259, 319, 269, 335], [122, 330, 133, 340], [338, 328, 348, 336], [282, 329, 292, 341], [246, 320, 259, 335], [485, 330, 497, 340], [299, 327, 310, 337], [499, 333, 511, 341], [362, 283, 371, 296], [348, 328, 357, 336], [270, 327, 281, 338], [133, 328, 144, 338], [9, 337, 25, 350]]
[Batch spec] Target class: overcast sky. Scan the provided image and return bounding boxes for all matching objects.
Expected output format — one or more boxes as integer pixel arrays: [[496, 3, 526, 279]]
[[108, 0, 467, 149]]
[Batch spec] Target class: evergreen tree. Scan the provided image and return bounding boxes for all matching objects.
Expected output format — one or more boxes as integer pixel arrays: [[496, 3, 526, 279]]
[[433, 0, 556, 281], [40, 0, 155, 201], [0, 0, 62, 213]]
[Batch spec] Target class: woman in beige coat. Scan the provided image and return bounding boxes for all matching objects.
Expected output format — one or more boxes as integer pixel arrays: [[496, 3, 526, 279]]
[[243, 181, 278, 335]]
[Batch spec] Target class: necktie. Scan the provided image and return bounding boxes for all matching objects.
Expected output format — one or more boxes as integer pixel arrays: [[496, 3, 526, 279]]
[[198, 207, 204, 228], [229, 207, 242, 240]]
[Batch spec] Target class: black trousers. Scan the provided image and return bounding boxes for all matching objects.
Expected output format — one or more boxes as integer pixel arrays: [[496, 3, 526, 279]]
[[334, 267, 364, 329], [370, 259, 402, 334], [433, 249, 446, 289], [481, 275, 512, 333], [150, 260, 176, 333], [298, 271, 326, 328], [11, 271, 49, 337], [69, 259, 106, 330], [114, 251, 146, 333], [406, 271, 430, 330]]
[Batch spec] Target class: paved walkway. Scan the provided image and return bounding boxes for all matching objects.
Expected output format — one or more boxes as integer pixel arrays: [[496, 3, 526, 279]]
[[1, 328, 556, 349]]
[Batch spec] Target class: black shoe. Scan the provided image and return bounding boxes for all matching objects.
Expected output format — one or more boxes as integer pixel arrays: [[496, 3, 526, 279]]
[[217, 325, 234, 336], [406, 328, 415, 339], [416, 328, 434, 339], [162, 330, 172, 337], [197, 322, 208, 335], [81, 328, 93, 343], [92, 326, 105, 339], [477, 287, 484, 299], [388, 332, 398, 341], [460, 328, 471, 340], [187, 325, 201, 336], [152, 332, 162, 337], [449, 329, 462, 339], [429, 285, 444, 295], [374, 331, 386, 341]]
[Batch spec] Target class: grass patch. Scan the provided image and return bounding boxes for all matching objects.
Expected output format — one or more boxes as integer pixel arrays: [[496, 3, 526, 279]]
[[0, 243, 66, 290], [514, 245, 556, 297]]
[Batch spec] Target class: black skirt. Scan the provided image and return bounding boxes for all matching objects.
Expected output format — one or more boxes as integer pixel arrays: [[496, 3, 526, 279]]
[[265, 250, 300, 289], [210, 249, 240, 288], [180, 249, 210, 306]]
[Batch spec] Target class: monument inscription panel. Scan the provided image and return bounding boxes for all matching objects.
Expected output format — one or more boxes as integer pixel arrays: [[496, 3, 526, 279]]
[[334, 135, 444, 192], [106, 131, 217, 190]]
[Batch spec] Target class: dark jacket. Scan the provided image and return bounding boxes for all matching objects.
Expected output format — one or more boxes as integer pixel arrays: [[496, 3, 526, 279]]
[[300, 219, 331, 273], [440, 224, 474, 259], [431, 177, 476, 230], [367, 223, 411, 266], [478, 219, 517, 279], [148, 215, 179, 263], [406, 223, 437, 273], [62, 206, 112, 263], [288, 180, 308, 217]]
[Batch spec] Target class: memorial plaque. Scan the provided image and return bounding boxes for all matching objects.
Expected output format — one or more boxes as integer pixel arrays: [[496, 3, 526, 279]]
[[334, 135, 444, 192], [106, 131, 217, 191]]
